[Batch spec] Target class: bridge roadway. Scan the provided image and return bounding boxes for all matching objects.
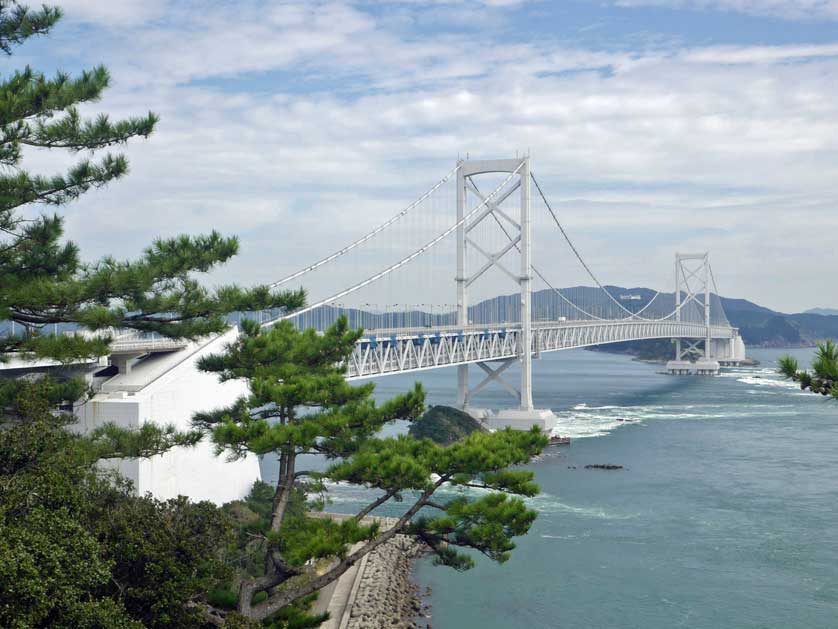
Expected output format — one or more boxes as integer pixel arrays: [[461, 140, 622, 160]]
[[346, 319, 738, 380]]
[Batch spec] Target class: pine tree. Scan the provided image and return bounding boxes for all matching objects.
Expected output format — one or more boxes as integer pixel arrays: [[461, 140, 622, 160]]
[[0, 4, 302, 626], [0, 1, 303, 367], [194, 317, 547, 622], [779, 340, 838, 398]]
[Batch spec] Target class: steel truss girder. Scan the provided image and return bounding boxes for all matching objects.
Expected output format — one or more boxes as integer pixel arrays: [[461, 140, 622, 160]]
[[345, 320, 737, 380]]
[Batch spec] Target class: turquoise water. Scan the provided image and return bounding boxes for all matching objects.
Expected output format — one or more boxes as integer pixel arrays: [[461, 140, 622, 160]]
[[263, 347, 838, 628]]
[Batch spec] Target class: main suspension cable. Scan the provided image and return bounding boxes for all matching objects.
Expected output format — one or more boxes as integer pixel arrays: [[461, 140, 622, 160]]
[[708, 264, 729, 326], [531, 173, 669, 320], [267, 165, 523, 327], [467, 179, 609, 321], [268, 163, 462, 289]]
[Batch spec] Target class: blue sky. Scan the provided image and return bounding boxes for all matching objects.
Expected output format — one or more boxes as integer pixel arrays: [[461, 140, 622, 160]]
[[15, 0, 838, 312]]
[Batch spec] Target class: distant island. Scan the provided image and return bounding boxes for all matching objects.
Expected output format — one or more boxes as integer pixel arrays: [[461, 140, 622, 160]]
[[589, 295, 838, 362], [409, 405, 486, 445], [714, 297, 838, 347]]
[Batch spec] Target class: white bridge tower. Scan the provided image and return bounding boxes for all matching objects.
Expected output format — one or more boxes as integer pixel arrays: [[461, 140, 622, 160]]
[[668, 252, 721, 375], [455, 157, 556, 431]]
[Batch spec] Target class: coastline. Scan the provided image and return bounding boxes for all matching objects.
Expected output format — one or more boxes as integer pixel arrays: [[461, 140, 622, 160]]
[[341, 534, 429, 629], [316, 513, 430, 629]]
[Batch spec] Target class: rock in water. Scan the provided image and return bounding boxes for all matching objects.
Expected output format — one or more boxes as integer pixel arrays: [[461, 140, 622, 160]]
[[408, 405, 486, 446]]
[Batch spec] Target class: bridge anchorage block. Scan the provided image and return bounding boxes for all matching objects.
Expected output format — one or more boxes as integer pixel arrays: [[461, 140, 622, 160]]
[[665, 359, 720, 376], [466, 407, 557, 433]]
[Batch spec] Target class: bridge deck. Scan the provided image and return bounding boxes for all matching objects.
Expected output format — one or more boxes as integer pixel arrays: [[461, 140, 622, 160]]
[[347, 319, 737, 379]]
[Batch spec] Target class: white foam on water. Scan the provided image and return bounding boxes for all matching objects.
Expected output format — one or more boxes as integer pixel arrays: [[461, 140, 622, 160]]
[[547, 396, 803, 440], [550, 402, 716, 439], [735, 375, 799, 389]]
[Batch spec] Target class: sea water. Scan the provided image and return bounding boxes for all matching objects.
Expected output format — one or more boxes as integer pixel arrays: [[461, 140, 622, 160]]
[[262, 347, 838, 628]]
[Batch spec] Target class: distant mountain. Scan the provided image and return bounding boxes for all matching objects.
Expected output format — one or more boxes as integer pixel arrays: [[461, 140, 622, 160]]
[[719, 297, 777, 316], [804, 307, 838, 316], [466, 286, 838, 350]]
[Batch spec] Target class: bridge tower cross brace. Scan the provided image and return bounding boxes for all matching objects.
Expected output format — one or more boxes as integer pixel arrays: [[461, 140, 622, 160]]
[[455, 157, 534, 412], [673, 252, 712, 361]]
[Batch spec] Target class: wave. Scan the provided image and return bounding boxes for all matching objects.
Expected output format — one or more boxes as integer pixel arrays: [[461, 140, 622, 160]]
[[735, 375, 799, 389], [549, 395, 806, 440]]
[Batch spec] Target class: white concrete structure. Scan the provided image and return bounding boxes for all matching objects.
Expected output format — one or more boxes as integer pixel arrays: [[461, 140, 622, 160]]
[[453, 157, 556, 430], [74, 327, 260, 504], [665, 358, 721, 375]]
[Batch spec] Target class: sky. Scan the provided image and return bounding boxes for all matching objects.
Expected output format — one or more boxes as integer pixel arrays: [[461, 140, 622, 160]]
[[14, 0, 838, 313]]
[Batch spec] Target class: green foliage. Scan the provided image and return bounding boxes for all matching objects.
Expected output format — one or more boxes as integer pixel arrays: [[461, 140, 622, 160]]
[[208, 587, 241, 610], [0, 2, 303, 362], [0, 374, 86, 414], [812, 339, 838, 381], [0, 6, 308, 626], [88, 420, 204, 459], [777, 355, 799, 379], [0, 2, 60, 55], [0, 386, 231, 628], [410, 491, 537, 570], [90, 494, 233, 629], [273, 516, 379, 566], [192, 316, 547, 621], [196, 317, 425, 462], [263, 594, 327, 629], [778, 341, 838, 398], [241, 479, 277, 523]]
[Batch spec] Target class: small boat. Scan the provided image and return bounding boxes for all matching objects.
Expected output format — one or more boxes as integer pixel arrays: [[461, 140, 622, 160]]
[[548, 436, 571, 446]]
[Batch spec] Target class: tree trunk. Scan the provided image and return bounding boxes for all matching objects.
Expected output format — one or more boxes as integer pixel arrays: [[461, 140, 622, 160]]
[[271, 450, 296, 532], [244, 477, 444, 621], [239, 449, 298, 618]]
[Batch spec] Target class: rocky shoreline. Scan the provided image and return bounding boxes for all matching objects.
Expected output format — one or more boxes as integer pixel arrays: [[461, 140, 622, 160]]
[[345, 534, 430, 629]]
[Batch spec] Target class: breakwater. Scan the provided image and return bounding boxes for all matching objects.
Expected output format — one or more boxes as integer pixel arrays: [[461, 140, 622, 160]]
[[344, 534, 428, 629]]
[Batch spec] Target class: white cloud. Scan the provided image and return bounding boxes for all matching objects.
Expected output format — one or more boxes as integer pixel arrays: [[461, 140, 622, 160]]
[[54, 0, 169, 25], [612, 0, 838, 20], [25, 0, 838, 312], [681, 43, 838, 64]]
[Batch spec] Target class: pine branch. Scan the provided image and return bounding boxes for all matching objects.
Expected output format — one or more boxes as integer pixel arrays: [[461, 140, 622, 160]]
[[17, 107, 158, 151], [0, 65, 112, 125], [87, 422, 204, 459], [0, 154, 130, 212], [0, 2, 61, 55]]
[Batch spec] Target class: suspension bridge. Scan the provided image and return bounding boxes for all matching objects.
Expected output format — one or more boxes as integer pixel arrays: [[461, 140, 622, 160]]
[[261, 157, 745, 430], [0, 155, 746, 502]]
